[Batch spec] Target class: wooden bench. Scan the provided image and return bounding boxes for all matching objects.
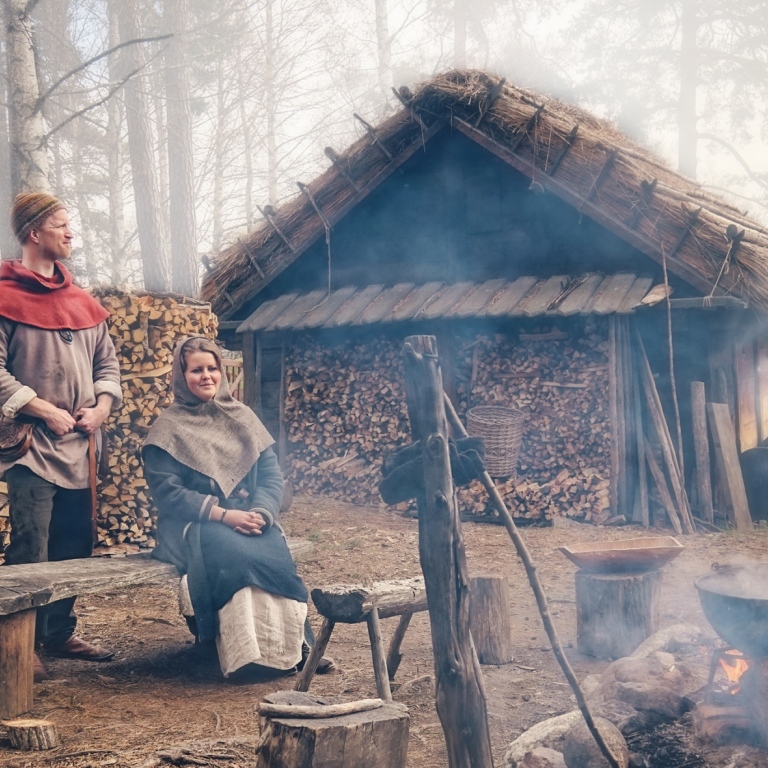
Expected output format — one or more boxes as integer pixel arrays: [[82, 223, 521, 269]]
[[0, 540, 313, 718], [296, 577, 428, 701]]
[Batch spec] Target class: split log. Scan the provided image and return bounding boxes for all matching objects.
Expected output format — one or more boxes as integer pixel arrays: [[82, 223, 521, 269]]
[[310, 578, 427, 624], [469, 575, 514, 665], [3, 718, 59, 750], [0, 610, 35, 719], [691, 381, 714, 523], [283, 324, 613, 523], [256, 691, 409, 768], [575, 570, 662, 659]]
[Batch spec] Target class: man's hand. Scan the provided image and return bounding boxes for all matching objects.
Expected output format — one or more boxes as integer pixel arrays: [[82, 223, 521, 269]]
[[20, 397, 76, 437], [74, 404, 109, 435]]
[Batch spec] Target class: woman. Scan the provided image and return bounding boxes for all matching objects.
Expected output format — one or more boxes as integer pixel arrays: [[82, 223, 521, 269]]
[[143, 336, 310, 678]]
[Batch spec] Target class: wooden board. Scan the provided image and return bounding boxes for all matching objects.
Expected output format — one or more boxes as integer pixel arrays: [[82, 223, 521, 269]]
[[757, 335, 768, 443], [484, 276, 538, 317], [707, 402, 754, 530], [0, 540, 314, 617], [450, 279, 508, 318], [360, 283, 419, 324], [735, 341, 758, 451]]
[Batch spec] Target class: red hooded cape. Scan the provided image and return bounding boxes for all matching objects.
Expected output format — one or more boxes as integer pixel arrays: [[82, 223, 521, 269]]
[[0, 260, 109, 330]]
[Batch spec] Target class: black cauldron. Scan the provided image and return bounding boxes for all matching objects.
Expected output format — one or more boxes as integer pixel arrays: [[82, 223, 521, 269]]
[[696, 563, 768, 659]]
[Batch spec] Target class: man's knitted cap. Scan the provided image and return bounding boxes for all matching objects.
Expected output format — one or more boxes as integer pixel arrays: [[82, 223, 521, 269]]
[[11, 192, 66, 243]]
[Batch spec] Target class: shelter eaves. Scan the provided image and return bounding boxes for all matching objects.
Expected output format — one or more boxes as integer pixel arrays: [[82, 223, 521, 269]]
[[201, 69, 768, 317]]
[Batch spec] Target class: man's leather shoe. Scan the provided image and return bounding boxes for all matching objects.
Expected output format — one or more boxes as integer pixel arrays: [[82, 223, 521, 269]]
[[48, 635, 114, 661], [33, 652, 49, 682]]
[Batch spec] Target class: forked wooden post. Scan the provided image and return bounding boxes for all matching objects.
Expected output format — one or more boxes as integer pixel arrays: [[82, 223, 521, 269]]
[[402, 335, 493, 768]]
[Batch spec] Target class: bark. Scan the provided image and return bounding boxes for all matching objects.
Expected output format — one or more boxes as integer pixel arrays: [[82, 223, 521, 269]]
[[265, 0, 278, 204], [106, 0, 126, 283], [677, 0, 698, 178], [3, 0, 51, 194], [164, 0, 198, 295], [402, 335, 493, 768], [374, 0, 393, 110], [117, 0, 169, 291]]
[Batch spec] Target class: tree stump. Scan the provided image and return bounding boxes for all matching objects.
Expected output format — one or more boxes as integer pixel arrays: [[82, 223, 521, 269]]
[[257, 691, 409, 768], [575, 570, 662, 659], [3, 718, 59, 750], [469, 574, 514, 664]]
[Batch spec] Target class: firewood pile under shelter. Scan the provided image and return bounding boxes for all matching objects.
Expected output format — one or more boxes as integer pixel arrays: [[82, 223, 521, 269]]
[[199, 69, 768, 530]]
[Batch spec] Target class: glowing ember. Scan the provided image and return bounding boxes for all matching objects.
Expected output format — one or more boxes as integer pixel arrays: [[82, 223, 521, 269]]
[[719, 650, 750, 693]]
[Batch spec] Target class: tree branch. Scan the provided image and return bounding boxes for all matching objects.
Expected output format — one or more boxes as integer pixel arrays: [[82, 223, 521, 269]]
[[35, 34, 173, 111], [40, 46, 166, 143], [699, 132, 768, 193]]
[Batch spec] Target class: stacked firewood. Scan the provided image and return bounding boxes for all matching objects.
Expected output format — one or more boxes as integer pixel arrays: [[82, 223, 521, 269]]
[[285, 337, 410, 505], [95, 290, 218, 546], [285, 320, 612, 522]]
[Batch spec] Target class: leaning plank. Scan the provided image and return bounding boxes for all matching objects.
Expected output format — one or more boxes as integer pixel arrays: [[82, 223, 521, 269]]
[[691, 382, 714, 523], [707, 403, 753, 530], [310, 578, 427, 624]]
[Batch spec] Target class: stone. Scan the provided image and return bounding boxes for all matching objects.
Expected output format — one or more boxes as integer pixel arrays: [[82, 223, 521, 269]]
[[629, 623, 707, 658], [562, 716, 629, 768], [504, 712, 583, 768], [519, 747, 567, 768]]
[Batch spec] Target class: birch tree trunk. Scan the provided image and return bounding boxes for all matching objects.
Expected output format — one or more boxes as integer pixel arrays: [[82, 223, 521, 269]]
[[374, 0, 393, 111], [106, 0, 126, 283], [164, 0, 198, 295], [3, 0, 50, 194], [265, 0, 278, 205], [677, 0, 698, 178], [0, 59, 16, 258], [211, 56, 225, 254], [453, 0, 467, 68], [117, 0, 169, 291]]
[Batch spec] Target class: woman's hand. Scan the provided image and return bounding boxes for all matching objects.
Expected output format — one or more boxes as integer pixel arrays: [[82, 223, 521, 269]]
[[215, 507, 266, 536]]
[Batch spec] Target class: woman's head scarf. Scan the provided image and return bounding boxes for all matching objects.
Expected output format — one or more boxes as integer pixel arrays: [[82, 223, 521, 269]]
[[143, 336, 274, 497]]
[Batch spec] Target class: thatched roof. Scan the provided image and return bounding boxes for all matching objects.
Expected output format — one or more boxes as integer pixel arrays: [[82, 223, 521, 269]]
[[201, 69, 768, 319]]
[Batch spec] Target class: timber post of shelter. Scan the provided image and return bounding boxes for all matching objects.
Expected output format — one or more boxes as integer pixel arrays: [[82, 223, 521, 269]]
[[401, 334, 494, 768]]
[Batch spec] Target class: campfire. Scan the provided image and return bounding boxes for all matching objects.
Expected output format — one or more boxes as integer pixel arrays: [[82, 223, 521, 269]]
[[695, 563, 768, 746]]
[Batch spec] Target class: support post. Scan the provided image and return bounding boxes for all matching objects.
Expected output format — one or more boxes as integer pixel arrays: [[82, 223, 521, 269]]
[[402, 335, 493, 768], [0, 609, 35, 718]]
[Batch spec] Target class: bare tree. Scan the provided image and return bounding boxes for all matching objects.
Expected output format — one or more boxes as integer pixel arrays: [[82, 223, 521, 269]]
[[117, 0, 170, 291], [3, 0, 51, 194], [164, 0, 198, 295]]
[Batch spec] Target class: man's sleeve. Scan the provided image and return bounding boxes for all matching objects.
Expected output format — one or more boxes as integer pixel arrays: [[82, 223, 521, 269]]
[[0, 319, 37, 418], [92, 322, 123, 406]]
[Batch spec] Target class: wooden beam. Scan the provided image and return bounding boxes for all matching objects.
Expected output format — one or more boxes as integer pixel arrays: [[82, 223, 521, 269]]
[[757, 334, 768, 442], [453, 119, 725, 298], [474, 77, 506, 127], [324, 146, 361, 192], [735, 340, 758, 451], [627, 178, 658, 229], [257, 204, 297, 253], [390, 87, 428, 131], [691, 381, 715, 523], [353, 113, 393, 160]]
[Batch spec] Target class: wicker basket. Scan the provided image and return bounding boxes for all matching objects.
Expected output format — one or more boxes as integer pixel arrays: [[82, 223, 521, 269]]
[[467, 406, 524, 479]]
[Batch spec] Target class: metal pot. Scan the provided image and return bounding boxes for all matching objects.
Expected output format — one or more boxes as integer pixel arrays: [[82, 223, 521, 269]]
[[695, 562, 768, 659]]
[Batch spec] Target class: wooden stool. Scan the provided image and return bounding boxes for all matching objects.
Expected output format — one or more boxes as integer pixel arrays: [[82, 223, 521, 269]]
[[575, 569, 662, 659], [296, 578, 428, 700]]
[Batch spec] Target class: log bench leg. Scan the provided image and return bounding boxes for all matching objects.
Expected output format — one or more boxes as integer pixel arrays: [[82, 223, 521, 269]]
[[367, 607, 392, 702], [295, 617, 335, 693], [386, 612, 412, 680], [0, 609, 36, 718]]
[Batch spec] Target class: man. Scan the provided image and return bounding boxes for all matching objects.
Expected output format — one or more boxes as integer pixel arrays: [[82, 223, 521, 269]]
[[0, 192, 123, 680]]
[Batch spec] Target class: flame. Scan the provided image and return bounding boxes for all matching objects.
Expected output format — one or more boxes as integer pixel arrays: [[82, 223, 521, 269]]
[[719, 650, 749, 693]]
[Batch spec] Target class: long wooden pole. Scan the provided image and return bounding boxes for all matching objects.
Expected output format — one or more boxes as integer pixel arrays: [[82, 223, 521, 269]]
[[442, 393, 622, 768], [402, 335, 494, 768], [691, 381, 714, 523]]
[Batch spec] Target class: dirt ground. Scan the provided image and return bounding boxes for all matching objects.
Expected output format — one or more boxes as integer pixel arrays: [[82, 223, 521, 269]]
[[3, 495, 768, 768]]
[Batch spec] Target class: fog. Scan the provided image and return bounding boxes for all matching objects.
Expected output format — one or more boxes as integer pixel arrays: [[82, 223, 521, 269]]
[[1, 0, 767, 293]]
